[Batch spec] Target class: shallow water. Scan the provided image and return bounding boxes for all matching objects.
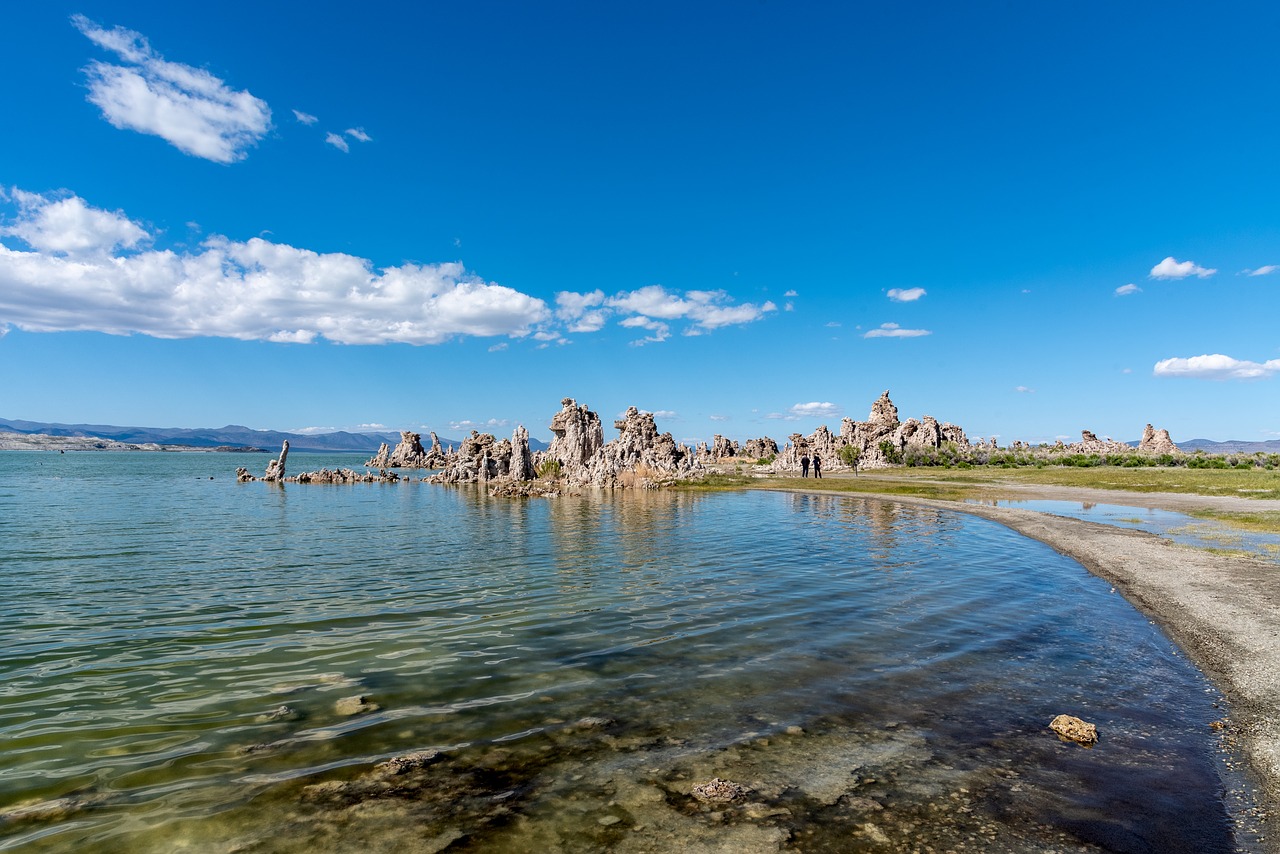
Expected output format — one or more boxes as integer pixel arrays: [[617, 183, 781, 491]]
[[966, 498, 1280, 562], [0, 452, 1258, 852]]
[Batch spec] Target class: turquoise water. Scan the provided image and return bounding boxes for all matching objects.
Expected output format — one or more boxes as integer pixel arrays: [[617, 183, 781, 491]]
[[0, 452, 1256, 852], [965, 498, 1280, 562]]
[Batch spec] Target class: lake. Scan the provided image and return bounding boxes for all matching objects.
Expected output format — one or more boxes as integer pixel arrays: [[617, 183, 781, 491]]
[[0, 452, 1256, 852]]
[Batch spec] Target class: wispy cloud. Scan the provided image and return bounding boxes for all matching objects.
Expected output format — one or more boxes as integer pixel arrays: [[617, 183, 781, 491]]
[[345, 127, 372, 142], [555, 284, 774, 344], [325, 132, 350, 153], [863, 322, 931, 339], [1115, 283, 1141, 296], [292, 109, 317, 125], [1153, 354, 1280, 380], [709, 414, 729, 422], [1243, 265, 1278, 277], [72, 15, 271, 163], [1014, 385, 1034, 393], [784, 290, 798, 297], [887, 287, 926, 302], [651, 410, 678, 419], [789, 402, 840, 419], [449, 418, 510, 432], [1149, 256, 1217, 280], [488, 342, 508, 352]]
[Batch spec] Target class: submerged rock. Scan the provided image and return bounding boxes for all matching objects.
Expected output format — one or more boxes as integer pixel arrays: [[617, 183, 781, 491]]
[[336, 695, 380, 716], [1049, 714, 1098, 745], [691, 778, 749, 803]]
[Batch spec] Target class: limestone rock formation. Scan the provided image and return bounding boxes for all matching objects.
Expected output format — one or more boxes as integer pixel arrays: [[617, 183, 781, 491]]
[[741, 437, 779, 460], [510, 425, 536, 482], [547, 398, 604, 470], [263, 441, 289, 482], [710, 434, 739, 460], [429, 431, 512, 483], [1073, 430, 1133, 455], [1138, 423, 1180, 454], [365, 431, 448, 468], [536, 400, 703, 488]]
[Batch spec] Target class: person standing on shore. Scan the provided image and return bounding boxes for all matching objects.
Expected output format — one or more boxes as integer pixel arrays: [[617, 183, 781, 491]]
[[812, 452, 822, 479], [800, 453, 810, 478]]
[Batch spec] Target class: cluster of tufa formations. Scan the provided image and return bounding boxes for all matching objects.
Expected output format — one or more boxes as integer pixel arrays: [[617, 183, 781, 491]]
[[236, 391, 1181, 491]]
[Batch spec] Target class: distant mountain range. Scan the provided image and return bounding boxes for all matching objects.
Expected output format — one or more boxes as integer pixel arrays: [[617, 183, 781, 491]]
[[1174, 438, 1280, 454], [0, 418, 550, 454]]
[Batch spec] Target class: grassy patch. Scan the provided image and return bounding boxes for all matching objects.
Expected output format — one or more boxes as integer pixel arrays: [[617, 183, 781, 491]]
[[676, 473, 756, 491], [1186, 510, 1280, 535], [852, 466, 1280, 499], [749, 476, 973, 502]]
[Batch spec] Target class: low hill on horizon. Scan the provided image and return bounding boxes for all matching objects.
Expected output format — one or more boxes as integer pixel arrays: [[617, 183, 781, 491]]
[[0, 418, 560, 453]]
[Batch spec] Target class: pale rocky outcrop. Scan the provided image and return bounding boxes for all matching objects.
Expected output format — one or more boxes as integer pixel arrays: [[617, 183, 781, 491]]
[[1072, 430, 1133, 455], [546, 398, 604, 470], [1138, 423, 1180, 454], [263, 440, 289, 482], [509, 425, 536, 482], [429, 431, 510, 483], [741, 437, 779, 461], [365, 431, 448, 468], [534, 399, 703, 488], [710, 434, 739, 460]]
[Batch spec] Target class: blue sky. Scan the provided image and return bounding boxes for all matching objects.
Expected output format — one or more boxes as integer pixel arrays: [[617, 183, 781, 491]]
[[1, 2, 1277, 445]]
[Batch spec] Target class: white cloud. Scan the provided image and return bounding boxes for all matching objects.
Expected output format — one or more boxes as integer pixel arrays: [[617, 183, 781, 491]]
[[291, 426, 338, 435], [292, 109, 317, 125], [1244, 265, 1278, 277], [449, 418, 510, 432], [552, 284, 772, 343], [345, 127, 372, 142], [863, 322, 931, 339], [72, 15, 271, 164], [1, 189, 148, 256], [789, 402, 840, 419], [1153, 354, 1280, 380], [488, 342, 508, 352], [1014, 385, 1034, 393], [784, 290, 798, 297], [887, 287, 926, 302], [651, 410, 678, 419], [1114, 283, 1141, 296], [620, 315, 670, 346], [825, 321, 841, 328], [784, 302, 794, 312], [356, 423, 387, 430], [0, 189, 551, 346], [325, 132, 350, 153], [1149, 256, 1217, 280], [709, 414, 729, 422]]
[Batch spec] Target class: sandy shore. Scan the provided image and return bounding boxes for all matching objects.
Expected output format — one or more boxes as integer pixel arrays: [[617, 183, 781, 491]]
[[780, 480, 1280, 848]]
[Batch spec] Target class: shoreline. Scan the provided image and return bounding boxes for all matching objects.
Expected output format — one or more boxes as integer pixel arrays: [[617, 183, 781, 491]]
[[771, 480, 1280, 848]]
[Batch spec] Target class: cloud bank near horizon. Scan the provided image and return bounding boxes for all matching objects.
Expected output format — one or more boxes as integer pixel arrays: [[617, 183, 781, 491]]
[[72, 15, 271, 164], [0, 188, 773, 346]]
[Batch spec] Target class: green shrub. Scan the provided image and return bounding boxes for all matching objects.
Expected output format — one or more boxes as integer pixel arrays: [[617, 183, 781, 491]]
[[536, 458, 562, 479]]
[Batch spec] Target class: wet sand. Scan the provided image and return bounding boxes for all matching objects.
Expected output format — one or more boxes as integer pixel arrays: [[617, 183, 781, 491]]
[[781, 480, 1280, 849]]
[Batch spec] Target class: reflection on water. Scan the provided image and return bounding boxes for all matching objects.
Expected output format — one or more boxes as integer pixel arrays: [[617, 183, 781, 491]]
[[0, 453, 1259, 852], [967, 498, 1280, 562]]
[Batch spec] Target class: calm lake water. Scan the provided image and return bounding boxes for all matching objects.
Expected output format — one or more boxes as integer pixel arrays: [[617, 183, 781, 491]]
[[0, 452, 1258, 852]]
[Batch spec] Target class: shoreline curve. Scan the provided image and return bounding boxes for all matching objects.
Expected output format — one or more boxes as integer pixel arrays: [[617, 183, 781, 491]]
[[771, 484, 1280, 850]]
